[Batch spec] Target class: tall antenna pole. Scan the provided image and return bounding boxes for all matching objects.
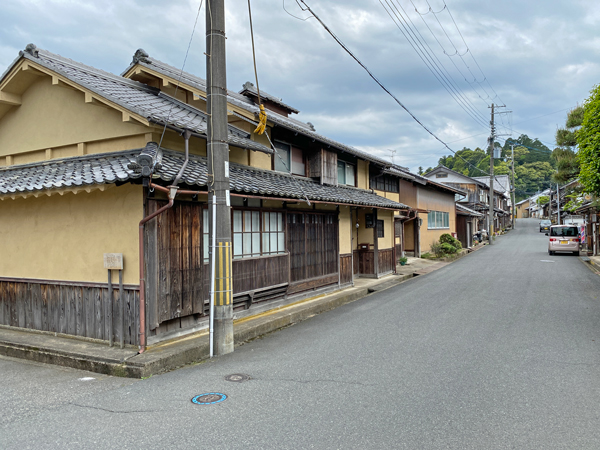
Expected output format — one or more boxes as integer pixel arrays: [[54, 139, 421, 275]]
[[207, 0, 234, 356], [488, 104, 495, 245]]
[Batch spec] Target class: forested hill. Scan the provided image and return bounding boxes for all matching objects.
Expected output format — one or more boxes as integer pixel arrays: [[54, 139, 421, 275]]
[[420, 134, 555, 201]]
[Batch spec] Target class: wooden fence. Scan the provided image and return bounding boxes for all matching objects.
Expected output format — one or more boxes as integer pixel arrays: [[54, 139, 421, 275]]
[[0, 278, 140, 346]]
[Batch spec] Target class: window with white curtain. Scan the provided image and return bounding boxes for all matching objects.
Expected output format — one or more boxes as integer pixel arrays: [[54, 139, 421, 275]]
[[231, 210, 286, 259], [427, 210, 450, 229]]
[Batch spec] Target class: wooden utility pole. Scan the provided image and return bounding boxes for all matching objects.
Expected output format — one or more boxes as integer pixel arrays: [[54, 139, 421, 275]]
[[207, 0, 233, 356]]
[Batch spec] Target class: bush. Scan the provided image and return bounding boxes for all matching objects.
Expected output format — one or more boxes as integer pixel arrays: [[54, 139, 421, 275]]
[[439, 233, 462, 251], [421, 252, 433, 259]]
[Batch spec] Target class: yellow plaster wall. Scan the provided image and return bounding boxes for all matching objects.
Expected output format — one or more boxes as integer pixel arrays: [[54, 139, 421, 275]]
[[229, 147, 248, 165], [286, 202, 311, 209], [0, 77, 148, 157], [417, 187, 456, 253], [516, 200, 529, 219], [404, 220, 415, 251], [0, 184, 143, 284], [157, 131, 207, 156], [339, 206, 352, 254], [357, 160, 369, 189], [315, 204, 336, 211], [421, 212, 458, 253], [249, 151, 271, 170], [378, 210, 394, 249], [356, 209, 373, 245], [263, 200, 283, 209]]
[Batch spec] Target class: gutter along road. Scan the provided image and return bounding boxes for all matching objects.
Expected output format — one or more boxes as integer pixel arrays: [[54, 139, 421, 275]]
[[2, 218, 600, 449]]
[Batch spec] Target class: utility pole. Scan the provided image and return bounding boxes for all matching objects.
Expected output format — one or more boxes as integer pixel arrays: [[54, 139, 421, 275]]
[[207, 0, 233, 356], [488, 104, 495, 245], [511, 144, 516, 229], [556, 183, 561, 225]]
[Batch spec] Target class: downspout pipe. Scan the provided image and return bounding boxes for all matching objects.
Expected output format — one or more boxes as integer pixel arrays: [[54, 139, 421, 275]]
[[137, 131, 191, 353]]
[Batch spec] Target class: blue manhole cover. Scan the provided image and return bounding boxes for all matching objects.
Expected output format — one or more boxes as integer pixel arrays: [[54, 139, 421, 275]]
[[191, 393, 227, 405]]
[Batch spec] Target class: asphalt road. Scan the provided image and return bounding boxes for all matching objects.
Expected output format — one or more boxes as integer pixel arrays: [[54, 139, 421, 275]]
[[2, 218, 600, 449]]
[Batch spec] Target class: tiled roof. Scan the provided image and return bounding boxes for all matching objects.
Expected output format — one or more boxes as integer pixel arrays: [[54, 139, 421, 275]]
[[123, 49, 395, 168], [239, 81, 300, 114], [1, 146, 409, 210], [13, 45, 270, 155], [456, 203, 483, 217], [473, 175, 510, 195], [0, 151, 140, 196], [147, 146, 408, 209]]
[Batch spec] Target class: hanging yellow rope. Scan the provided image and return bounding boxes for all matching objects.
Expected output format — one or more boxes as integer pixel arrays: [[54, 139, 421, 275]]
[[247, 0, 267, 135]]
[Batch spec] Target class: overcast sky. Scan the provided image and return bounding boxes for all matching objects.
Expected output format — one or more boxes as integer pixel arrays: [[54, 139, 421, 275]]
[[2, 0, 599, 173]]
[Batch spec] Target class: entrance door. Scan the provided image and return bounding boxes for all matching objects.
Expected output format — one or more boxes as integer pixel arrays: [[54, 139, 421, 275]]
[[287, 211, 338, 286], [145, 200, 205, 330]]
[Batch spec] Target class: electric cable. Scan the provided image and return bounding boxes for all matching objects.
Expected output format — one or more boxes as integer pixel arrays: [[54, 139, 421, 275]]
[[157, 0, 204, 152], [439, 0, 504, 104], [408, 0, 492, 107], [297, 0, 488, 170], [381, 0, 489, 128]]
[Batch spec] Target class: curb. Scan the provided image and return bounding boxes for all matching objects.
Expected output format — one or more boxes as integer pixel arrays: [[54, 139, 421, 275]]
[[580, 256, 600, 275], [0, 254, 464, 378]]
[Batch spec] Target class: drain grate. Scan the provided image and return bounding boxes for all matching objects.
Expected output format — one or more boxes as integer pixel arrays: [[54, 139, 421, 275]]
[[225, 373, 251, 383], [191, 393, 227, 405]]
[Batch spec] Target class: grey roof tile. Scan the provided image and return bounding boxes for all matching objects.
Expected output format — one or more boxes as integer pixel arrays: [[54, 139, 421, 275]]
[[0, 151, 141, 195], [12, 45, 270, 155], [0, 146, 408, 210], [123, 50, 396, 168], [239, 81, 300, 114]]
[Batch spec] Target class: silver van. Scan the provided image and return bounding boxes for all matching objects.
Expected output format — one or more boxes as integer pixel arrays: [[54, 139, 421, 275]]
[[547, 225, 579, 256]]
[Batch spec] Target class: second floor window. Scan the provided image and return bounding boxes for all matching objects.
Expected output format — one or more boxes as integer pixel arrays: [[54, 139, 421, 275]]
[[337, 161, 355, 186], [370, 174, 399, 193], [274, 141, 305, 176]]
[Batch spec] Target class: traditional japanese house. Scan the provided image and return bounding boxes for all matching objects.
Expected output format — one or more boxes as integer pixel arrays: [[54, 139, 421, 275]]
[[0, 45, 411, 347]]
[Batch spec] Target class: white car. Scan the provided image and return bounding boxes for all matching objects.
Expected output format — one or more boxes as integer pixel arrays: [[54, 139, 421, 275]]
[[547, 225, 580, 256]]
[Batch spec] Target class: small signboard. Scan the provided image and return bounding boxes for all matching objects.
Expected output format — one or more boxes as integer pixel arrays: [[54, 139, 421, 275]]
[[104, 253, 123, 270]]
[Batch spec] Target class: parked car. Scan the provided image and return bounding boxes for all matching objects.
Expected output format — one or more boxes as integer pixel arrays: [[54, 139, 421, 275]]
[[539, 219, 551, 232], [547, 225, 580, 255]]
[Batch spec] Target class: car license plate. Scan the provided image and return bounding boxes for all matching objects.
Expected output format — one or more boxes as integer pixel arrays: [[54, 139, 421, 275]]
[[560, 240, 568, 244]]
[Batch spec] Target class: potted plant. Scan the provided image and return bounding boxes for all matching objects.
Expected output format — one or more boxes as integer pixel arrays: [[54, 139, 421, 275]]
[[399, 256, 408, 266]]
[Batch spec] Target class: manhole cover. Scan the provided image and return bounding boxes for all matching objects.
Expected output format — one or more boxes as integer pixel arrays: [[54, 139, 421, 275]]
[[225, 373, 251, 383], [191, 393, 227, 405]]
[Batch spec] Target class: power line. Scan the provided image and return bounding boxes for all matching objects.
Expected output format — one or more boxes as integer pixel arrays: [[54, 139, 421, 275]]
[[380, 0, 489, 128], [439, 0, 504, 105], [408, 0, 492, 108], [297, 1, 508, 181], [157, 0, 204, 150]]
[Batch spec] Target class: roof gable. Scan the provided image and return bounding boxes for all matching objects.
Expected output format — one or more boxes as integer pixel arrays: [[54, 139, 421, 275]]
[[122, 49, 395, 169], [0, 45, 270, 157]]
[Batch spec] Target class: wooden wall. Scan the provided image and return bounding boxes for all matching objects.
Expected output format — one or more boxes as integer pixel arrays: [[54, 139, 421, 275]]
[[378, 249, 394, 275], [355, 248, 394, 276], [340, 254, 353, 285], [233, 254, 290, 295], [0, 278, 140, 345]]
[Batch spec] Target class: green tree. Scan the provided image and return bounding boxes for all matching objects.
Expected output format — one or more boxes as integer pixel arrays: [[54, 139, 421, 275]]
[[553, 106, 583, 183], [556, 106, 584, 147], [537, 195, 550, 206], [577, 85, 600, 195], [515, 161, 555, 197]]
